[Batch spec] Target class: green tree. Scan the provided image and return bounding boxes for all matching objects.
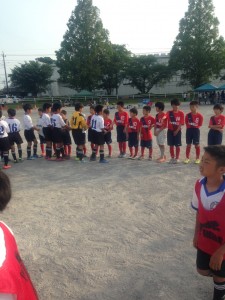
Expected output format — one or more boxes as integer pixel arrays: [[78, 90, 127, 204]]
[[169, 0, 225, 88], [56, 0, 111, 92], [9, 61, 53, 96], [99, 44, 131, 95], [36, 57, 55, 65], [125, 55, 171, 94]]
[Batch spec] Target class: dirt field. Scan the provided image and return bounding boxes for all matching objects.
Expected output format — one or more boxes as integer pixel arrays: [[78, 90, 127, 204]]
[[1, 102, 223, 300]]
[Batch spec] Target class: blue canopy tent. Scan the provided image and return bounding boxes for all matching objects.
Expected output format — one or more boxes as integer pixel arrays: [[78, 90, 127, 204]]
[[194, 83, 218, 92], [194, 83, 218, 104], [217, 84, 225, 90]]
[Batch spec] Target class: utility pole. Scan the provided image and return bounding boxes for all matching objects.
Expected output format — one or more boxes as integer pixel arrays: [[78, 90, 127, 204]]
[[2, 52, 9, 94]]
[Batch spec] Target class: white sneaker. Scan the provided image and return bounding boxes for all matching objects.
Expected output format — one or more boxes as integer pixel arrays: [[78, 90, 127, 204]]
[[121, 153, 127, 158]]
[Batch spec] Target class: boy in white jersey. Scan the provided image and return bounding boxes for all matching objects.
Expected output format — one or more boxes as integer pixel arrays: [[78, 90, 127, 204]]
[[192, 145, 225, 300], [42, 103, 52, 159], [23, 104, 39, 160], [37, 108, 46, 157], [6, 109, 23, 163], [0, 111, 11, 169], [50, 102, 67, 161], [90, 105, 108, 163]]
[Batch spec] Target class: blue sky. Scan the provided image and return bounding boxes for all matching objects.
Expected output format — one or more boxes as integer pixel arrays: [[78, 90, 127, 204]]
[[0, 0, 225, 88]]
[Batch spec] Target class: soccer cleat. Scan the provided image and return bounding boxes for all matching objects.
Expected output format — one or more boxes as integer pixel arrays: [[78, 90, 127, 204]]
[[14, 160, 19, 163], [89, 156, 97, 161], [55, 157, 65, 161], [168, 158, 175, 164], [27, 157, 35, 160], [118, 153, 123, 158], [195, 159, 201, 164], [32, 154, 42, 158], [3, 165, 11, 169], [121, 153, 127, 158], [184, 158, 190, 164], [131, 155, 137, 160], [99, 159, 109, 163], [173, 159, 180, 164], [79, 159, 86, 163], [138, 156, 144, 160], [128, 155, 133, 159], [148, 157, 152, 161]]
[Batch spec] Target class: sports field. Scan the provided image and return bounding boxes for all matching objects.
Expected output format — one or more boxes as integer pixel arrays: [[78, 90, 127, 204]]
[[2, 102, 222, 300]]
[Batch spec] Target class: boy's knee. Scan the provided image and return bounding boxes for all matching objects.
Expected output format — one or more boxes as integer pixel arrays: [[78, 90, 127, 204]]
[[197, 268, 212, 277]]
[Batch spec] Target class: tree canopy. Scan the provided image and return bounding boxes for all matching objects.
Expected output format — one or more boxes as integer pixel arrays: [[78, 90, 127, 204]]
[[9, 61, 53, 96], [169, 0, 225, 88], [56, 0, 111, 92], [36, 57, 56, 65]]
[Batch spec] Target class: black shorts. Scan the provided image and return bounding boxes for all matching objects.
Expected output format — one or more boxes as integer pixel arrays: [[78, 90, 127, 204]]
[[51, 128, 63, 143], [104, 132, 112, 145], [116, 125, 127, 142], [197, 249, 225, 278], [92, 130, 104, 146], [167, 129, 182, 146], [0, 137, 11, 152], [186, 128, 200, 145], [208, 129, 223, 145], [39, 134, 46, 144], [43, 127, 52, 142], [24, 129, 37, 143], [62, 130, 72, 145], [88, 128, 93, 143], [128, 132, 138, 148], [8, 132, 23, 146], [72, 129, 86, 145], [140, 140, 152, 148]]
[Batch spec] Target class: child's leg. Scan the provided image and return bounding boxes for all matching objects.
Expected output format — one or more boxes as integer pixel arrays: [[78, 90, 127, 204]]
[[40, 143, 45, 155], [3, 151, 10, 167], [11, 145, 17, 161], [122, 142, 127, 154], [213, 276, 225, 300], [46, 141, 52, 158], [83, 145, 87, 156], [60, 143, 64, 157], [33, 139, 38, 155], [56, 143, 61, 159], [186, 144, 191, 159], [170, 146, 175, 158], [129, 147, 133, 156], [149, 146, 153, 158], [77, 145, 84, 161], [107, 144, 112, 156], [195, 144, 200, 159], [64, 145, 68, 155], [27, 142, 32, 158], [99, 145, 105, 161], [17, 144, 22, 159], [68, 144, 72, 156], [141, 147, 145, 157], [175, 146, 180, 160], [159, 145, 165, 159], [53, 143, 56, 155], [118, 142, 123, 154], [134, 146, 138, 157]]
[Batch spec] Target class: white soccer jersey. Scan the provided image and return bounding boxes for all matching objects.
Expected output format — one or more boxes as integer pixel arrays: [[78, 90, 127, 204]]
[[37, 117, 45, 137], [191, 177, 225, 211], [23, 114, 33, 130], [50, 114, 65, 128], [42, 113, 51, 127], [5, 118, 21, 133], [91, 114, 104, 132], [0, 120, 9, 138]]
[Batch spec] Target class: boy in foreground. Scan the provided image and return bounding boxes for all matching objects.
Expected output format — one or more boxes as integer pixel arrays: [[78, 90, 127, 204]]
[[208, 104, 225, 146], [0, 171, 39, 299], [192, 145, 225, 300], [127, 107, 140, 159], [154, 102, 167, 163]]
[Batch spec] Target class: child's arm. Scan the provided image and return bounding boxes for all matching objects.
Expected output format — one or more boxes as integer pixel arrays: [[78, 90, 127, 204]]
[[210, 244, 225, 271], [193, 212, 199, 249]]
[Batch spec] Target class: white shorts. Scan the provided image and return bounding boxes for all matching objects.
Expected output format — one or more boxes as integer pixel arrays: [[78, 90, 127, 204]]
[[156, 128, 166, 145]]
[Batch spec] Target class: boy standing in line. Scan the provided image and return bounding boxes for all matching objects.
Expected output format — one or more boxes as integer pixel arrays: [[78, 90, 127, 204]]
[[184, 100, 204, 164], [87, 105, 96, 154], [0, 111, 11, 169], [167, 99, 185, 164], [139, 106, 155, 160], [103, 109, 113, 158], [114, 101, 129, 158], [61, 110, 72, 158], [154, 102, 167, 163], [42, 103, 52, 159], [37, 108, 46, 157], [192, 145, 225, 300], [208, 104, 225, 146], [127, 107, 140, 159]]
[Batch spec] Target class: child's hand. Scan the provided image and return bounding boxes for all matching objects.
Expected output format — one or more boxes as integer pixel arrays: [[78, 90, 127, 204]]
[[210, 250, 224, 271]]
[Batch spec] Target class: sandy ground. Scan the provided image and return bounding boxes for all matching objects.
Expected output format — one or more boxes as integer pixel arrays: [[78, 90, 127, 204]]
[[1, 102, 224, 300]]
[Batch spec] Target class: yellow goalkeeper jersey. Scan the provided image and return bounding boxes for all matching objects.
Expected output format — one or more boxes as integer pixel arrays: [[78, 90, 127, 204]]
[[70, 111, 88, 130]]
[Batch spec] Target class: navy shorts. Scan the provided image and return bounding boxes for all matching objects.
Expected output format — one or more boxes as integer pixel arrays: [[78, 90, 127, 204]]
[[140, 140, 152, 149], [167, 129, 182, 146], [52, 128, 63, 143], [92, 131, 104, 146], [8, 132, 23, 146], [116, 125, 127, 142], [62, 130, 72, 145], [43, 127, 52, 142], [197, 249, 225, 278], [186, 128, 200, 145], [0, 137, 10, 152], [88, 128, 93, 143], [208, 129, 223, 145], [128, 132, 138, 148], [72, 129, 85, 145], [24, 129, 37, 143], [39, 134, 46, 144], [104, 132, 112, 145]]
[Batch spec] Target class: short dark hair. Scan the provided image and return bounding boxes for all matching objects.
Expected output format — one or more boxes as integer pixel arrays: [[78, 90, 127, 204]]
[[155, 101, 165, 111], [61, 110, 67, 115], [52, 102, 62, 112], [23, 103, 32, 112], [7, 108, 16, 117], [117, 101, 125, 107], [143, 105, 151, 112], [213, 104, 224, 112], [103, 108, 110, 115], [171, 98, 180, 106], [190, 100, 199, 106], [75, 102, 84, 111], [0, 171, 11, 211], [90, 105, 95, 110], [38, 108, 43, 112], [204, 145, 225, 167], [130, 107, 138, 115], [95, 104, 103, 114], [43, 103, 52, 111]]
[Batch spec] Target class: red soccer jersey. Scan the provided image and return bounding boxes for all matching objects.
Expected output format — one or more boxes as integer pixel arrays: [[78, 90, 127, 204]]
[[167, 110, 185, 131], [155, 112, 167, 129], [209, 114, 225, 128], [104, 118, 113, 131], [114, 111, 129, 126], [185, 112, 204, 128], [140, 115, 155, 141], [127, 117, 140, 133]]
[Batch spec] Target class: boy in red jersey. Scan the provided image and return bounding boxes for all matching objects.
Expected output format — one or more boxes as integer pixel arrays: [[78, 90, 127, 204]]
[[0, 171, 39, 300], [139, 106, 155, 160], [167, 99, 185, 164], [127, 107, 140, 159], [154, 102, 167, 163], [103, 109, 113, 158], [184, 100, 204, 164], [192, 145, 225, 300], [114, 101, 129, 158], [208, 104, 225, 146]]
